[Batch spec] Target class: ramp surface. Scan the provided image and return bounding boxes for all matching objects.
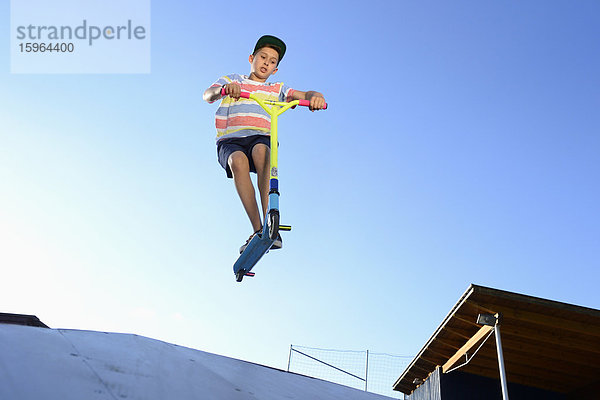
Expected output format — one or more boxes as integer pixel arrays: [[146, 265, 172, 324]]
[[0, 324, 394, 400]]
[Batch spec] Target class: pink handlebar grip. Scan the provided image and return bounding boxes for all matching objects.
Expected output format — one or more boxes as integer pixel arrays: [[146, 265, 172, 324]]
[[299, 99, 328, 110], [220, 86, 250, 98]]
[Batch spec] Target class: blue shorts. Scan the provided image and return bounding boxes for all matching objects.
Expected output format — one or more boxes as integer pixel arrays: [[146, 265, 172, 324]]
[[217, 135, 270, 179]]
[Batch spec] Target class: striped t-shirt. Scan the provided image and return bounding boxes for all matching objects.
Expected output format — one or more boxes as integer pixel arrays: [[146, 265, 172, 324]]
[[209, 74, 295, 142]]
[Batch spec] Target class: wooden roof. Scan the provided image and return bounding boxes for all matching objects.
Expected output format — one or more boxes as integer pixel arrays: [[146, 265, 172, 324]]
[[393, 284, 600, 395]]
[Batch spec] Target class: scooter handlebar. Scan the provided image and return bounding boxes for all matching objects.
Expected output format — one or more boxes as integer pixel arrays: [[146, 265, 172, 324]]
[[220, 87, 327, 109], [298, 99, 328, 110]]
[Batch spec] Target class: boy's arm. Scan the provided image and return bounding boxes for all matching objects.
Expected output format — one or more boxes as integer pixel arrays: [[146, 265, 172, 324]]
[[291, 90, 326, 111], [203, 86, 222, 103]]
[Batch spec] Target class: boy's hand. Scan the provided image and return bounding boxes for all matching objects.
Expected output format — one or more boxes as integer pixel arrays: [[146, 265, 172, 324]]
[[301, 91, 326, 111], [309, 95, 326, 112], [223, 83, 242, 100]]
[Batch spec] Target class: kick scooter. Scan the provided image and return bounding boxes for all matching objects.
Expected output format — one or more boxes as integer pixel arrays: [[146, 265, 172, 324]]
[[220, 87, 327, 282]]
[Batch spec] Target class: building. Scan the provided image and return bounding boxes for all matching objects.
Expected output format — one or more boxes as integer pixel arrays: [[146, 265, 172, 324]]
[[393, 284, 600, 399]]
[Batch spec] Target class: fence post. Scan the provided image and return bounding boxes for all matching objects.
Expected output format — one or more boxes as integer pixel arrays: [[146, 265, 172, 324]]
[[287, 344, 292, 372], [365, 350, 369, 391]]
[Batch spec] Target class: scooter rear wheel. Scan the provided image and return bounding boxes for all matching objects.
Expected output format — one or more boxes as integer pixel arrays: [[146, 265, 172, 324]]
[[236, 270, 245, 282]]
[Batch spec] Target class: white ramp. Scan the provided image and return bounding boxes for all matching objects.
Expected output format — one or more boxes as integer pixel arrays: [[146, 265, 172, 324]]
[[0, 324, 394, 400]]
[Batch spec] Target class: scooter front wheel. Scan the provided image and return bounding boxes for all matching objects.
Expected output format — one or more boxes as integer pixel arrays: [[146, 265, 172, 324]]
[[267, 210, 279, 240]]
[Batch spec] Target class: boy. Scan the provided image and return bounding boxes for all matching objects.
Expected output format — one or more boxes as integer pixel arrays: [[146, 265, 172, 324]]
[[203, 35, 326, 253]]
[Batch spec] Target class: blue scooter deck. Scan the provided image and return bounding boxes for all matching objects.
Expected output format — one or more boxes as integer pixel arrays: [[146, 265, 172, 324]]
[[233, 233, 274, 282]]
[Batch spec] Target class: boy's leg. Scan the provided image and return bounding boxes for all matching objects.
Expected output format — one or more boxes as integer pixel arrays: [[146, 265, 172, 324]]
[[228, 151, 262, 232], [251, 143, 270, 220], [252, 143, 282, 250]]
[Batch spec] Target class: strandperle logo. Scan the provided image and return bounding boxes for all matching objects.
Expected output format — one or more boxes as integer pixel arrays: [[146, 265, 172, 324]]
[[15, 19, 147, 46], [11, 0, 150, 73]]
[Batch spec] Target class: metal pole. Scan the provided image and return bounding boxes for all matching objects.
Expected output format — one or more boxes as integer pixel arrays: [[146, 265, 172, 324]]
[[494, 324, 510, 400], [287, 344, 292, 372], [365, 350, 369, 391]]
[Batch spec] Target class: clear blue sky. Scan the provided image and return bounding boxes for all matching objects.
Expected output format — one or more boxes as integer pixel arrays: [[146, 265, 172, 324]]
[[1, 0, 599, 382]]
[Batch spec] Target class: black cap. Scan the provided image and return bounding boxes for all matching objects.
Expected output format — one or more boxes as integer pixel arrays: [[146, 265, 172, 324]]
[[253, 35, 286, 63]]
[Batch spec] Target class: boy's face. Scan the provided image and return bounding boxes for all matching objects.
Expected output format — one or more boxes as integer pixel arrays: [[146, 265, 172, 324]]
[[248, 47, 279, 82]]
